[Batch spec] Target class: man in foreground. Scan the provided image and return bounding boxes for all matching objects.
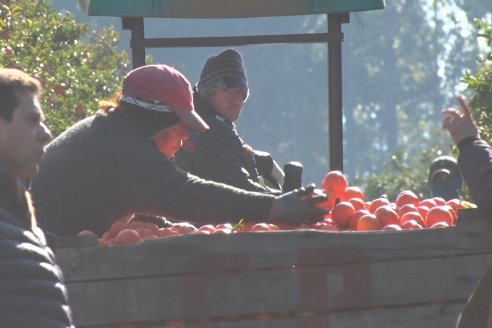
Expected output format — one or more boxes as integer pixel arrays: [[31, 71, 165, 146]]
[[0, 68, 74, 327]]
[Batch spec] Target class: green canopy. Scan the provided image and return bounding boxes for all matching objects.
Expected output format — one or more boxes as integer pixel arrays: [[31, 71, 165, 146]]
[[82, 0, 385, 18]]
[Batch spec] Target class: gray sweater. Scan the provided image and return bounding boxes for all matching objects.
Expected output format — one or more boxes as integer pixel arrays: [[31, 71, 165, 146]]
[[31, 107, 275, 236], [458, 137, 492, 214]]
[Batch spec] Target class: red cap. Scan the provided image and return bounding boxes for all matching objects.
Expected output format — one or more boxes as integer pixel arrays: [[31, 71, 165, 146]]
[[122, 65, 208, 132]]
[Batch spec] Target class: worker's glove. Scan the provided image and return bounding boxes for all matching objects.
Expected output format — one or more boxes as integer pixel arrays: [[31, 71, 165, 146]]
[[130, 213, 173, 228], [269, 184, 327, 226], [252, 150, 284, 190]]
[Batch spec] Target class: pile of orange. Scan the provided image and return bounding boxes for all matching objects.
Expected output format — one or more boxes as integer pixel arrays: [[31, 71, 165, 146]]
[[78, 170, 476, 245], [317, 170, 473, 231]]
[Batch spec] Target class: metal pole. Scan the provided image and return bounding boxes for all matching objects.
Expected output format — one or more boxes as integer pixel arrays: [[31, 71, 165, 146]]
[[122, 17, 146, 68], [327, 13, 348, 172]]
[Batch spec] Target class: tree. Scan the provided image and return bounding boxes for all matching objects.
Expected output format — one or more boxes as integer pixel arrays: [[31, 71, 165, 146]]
[[357, 12, 492, 201], [463, 17, 492, 141], [0, 0, 129, 136]]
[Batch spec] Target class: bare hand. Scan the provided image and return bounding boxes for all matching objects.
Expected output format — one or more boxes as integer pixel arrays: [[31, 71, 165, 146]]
[[442, 95, 479, 146]]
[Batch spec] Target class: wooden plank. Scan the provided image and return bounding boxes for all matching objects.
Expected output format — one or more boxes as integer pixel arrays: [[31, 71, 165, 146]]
[[74, 300, 466, 328], [66, 254, 491, 326]]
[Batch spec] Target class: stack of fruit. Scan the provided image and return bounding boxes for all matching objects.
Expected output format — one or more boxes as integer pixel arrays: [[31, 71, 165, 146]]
[[77, 170, 475, 246], [317, 170, 472, 232]]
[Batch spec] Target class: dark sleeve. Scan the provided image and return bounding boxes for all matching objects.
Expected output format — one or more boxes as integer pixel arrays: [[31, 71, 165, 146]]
[[192, 124, 273, 192], [123, 144, 276, 224], [0, 210, 74, 328], [458, 138, 492, 213]]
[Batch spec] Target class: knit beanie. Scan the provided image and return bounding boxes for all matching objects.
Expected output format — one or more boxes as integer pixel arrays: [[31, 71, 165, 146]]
[[197, 49, 249, 99]]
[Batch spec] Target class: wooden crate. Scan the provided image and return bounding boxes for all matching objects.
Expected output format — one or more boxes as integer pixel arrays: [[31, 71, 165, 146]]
[[54, 209, 492, 327]]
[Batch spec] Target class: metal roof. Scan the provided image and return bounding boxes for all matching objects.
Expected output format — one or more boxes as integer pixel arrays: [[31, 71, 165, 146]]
[[82, 0, 385, 18]]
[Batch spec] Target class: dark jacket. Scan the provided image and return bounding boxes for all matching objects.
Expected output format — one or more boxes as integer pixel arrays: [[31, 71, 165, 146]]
[[174, 92, 281, 193], [0, 166, 74, 328], [457, 137, 492, 214], [31, 105, 275, 237]]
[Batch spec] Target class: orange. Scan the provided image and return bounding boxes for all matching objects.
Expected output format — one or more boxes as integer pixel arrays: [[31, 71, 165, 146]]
[[356, 213, 383, 231], [382, 224, 402, 231], [395, 190, 420, 208], [397, 203, 418, 217], [332, 201, 356, 227], [321, 170, 347, 198], [144, 222, 160, 232], [420, 198, 437, 208], [368, 197, 391, 213], [215, 223, 233, 230], [443, 204, 458, 224], [446, 199, 461, 213], [110, 220, 129, 237], [157, 227, 180, 237], [432, 197, 446, 206], [193, 229, 211, 235], [430, 221, 450, 229], [268, 221, 295, 230], [141, 234, 159, 241], [101, 230, 113, 242], [401, 220, 423, 230], [115, 229, 141, 245], [417, 205, 430, 219], [128, 220, 146, 230], [197, 224, 216, 234], [350, 209, 370, 230], [341, 186, 365, 201], [135, 227, 154, 238], [237, 222, 256, 232], [400, 211, 425, 227], [213, 228, 233, 234], [425, 206, 454, 227], [249, 223, 271, 232], [374, 205, 399, 227], [97, 238, 109, 247], [348, 197, 365, 211], [78, 230, 96, 237]]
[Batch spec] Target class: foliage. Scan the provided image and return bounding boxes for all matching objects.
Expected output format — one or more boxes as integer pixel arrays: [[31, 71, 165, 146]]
[[354, 148, 436, 201], [0, 0, 129, 136], [462, 17, 492, 141], [343, 0, 479, 180], [358, 13, 492, 202]]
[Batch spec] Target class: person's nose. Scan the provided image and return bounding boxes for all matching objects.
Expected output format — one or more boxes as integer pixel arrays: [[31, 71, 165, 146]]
[[38, 122, 52, 144]]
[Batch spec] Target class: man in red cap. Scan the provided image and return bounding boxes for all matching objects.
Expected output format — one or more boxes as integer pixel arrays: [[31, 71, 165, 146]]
[[31, 64, 325, 238]]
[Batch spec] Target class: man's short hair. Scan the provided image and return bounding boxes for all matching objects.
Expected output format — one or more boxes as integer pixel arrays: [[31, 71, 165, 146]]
[[0, 68, 42, 121]]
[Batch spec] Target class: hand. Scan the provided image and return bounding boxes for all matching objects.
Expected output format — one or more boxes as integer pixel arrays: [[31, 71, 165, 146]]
[[442, 95, 480, 146], [269, 184, 327, 226]]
